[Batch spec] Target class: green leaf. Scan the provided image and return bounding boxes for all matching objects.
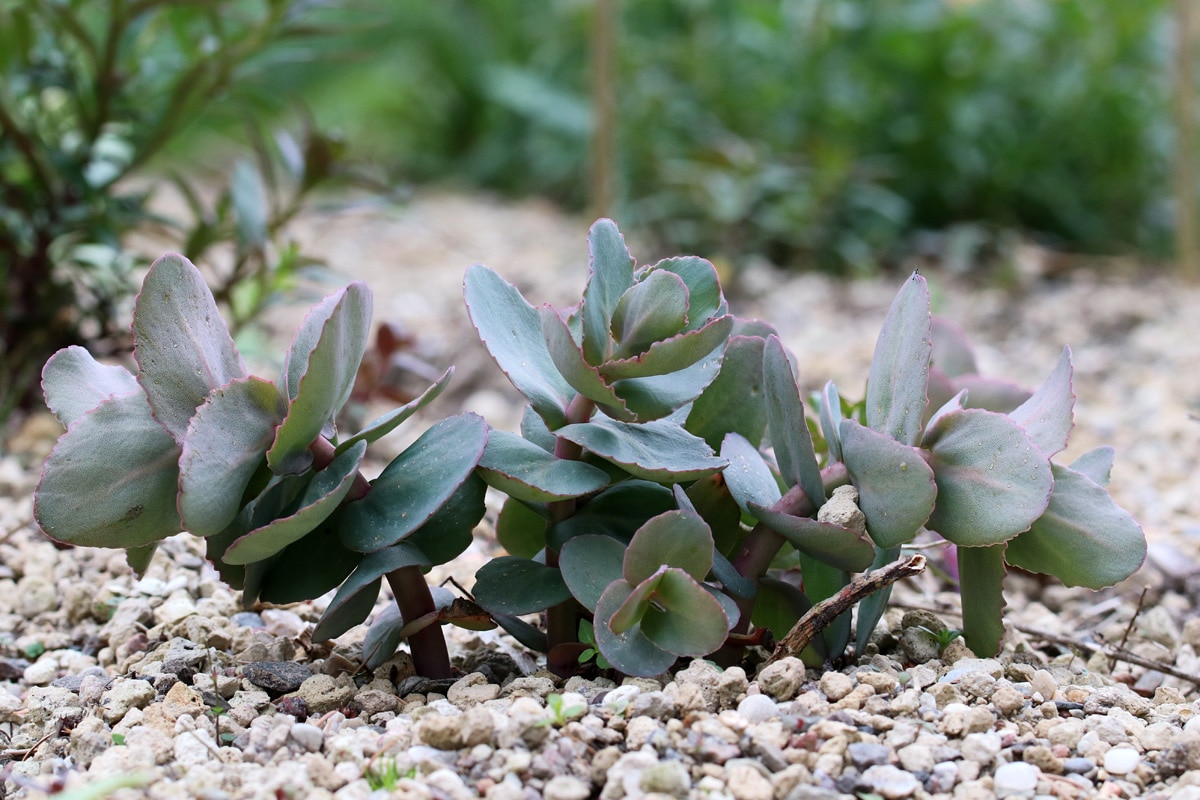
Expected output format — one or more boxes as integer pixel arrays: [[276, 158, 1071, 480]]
[[223, 441, 367, 564], [610, 270, 689, 359], [1008, 347, 1075, 457], [258, 519, 362, 604], [581, 219, 636, 365], [402, 473, 488, 566], [313, 542, 430, 640], [35, 393, 181, 548], [839, 420, 937, 549], [624, 510, 714, 584], [556, 416, 727, 482], [923, 409, 1053, 546], [124, 543, 158, 578], [866, 272, 931, 446], [594, 581, 677, 677], [763, 336, 826, 507], [133, 253, 246, 441], [231, 159, 268, 248], [956, 376, 1031, 413], [472, 556, 572, 615], [548, 480, 676, 550], [609, 569, 663, 634], [719, 432, 783, 514], [601, 316, 733, 381], [42, 346, 139, 427], [611, 345, 726, 421], [754, 577, 824, 666], [1005, 463, 1145, 588], [819, 381, 844, 463], [748, 503, 875, 572], [339, 414, 488, 552], [540, 308, 633, 420], [336, 367, 454, 454], [686, 335, 769, 450], [478, 429, 611, 503], [268, 283, 372, 473], [464, 264, 573, 429], [957, 543, 1007, 657], [638, 569, 730, 656], [559, 534, 626, 611], [496, 496, 549, 558], [648, 256, 727, 330], [362, 605, 405, 669], [178, 377, 286, 537], [854, 546, 902, 654], [521, 404, 558, 452], [1070, 446, 1115, 486]]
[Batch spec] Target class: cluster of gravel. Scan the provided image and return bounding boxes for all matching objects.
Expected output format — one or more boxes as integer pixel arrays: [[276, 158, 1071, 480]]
[[4, 192, 1200, 799]]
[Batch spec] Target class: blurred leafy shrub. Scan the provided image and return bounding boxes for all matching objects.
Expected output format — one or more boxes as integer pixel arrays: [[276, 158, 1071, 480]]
[[0, 0, 341, 426], [280, 0, 1170, 272]]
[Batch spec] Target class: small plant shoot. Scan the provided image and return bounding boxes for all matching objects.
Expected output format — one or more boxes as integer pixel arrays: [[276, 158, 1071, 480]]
[[35, 221, 1146, 681]]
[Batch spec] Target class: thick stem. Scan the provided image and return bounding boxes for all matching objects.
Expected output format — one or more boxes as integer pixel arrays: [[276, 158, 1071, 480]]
[[544, 394, 597, 668], [386, 567, 454, 679], [309, 437, 371, 500]]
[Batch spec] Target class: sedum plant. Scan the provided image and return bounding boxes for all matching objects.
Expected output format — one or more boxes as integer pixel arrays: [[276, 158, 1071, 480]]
[[34, 221, 1147, 680]]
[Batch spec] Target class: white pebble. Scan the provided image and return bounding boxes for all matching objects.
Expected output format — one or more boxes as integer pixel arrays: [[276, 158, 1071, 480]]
[[1103, 746, 1141, 775], [993, 761, 1040, 798], [736, 693, 779, 724]]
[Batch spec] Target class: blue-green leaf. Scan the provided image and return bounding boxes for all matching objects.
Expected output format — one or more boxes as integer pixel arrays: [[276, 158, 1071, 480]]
[[958, 543, 1007, 657], [594, 580, 676, 677], [839, 420, 936, 549], [1008, 347, 1074, 458], [1070, 446, 1115, 486], [478, 429, 610, 503], [559, 534, 626, 611], [866, 272, 931, 446], [540, 307, 633, 420], [819, 381, 844, 463], [647, 256, 727, 329], [763, 336, 825, 507], [638, 569, 730, 656], [472, 556, 571, 615], [312, 542, 429, 640], [602, 316, 733, 381], [581, 219, 636, 365], [719, 432, 782, 514], [624, 510, 714, 584], [556, 417, 727, 482], [686, 335, 769, 450], [610, 270, 688, 360], [336, 367, 454, 455], [42, 346, 139, 427], [747, 503, 875, 572]]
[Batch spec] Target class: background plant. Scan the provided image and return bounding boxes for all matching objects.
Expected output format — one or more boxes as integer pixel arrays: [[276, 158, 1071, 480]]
[[0, 0, 342, 428]]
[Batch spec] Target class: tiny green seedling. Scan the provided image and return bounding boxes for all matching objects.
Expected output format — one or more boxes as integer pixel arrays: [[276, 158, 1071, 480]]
[[365, 755, 413, 790], [538, 693, 587, 728], [914, 625, 964, 654]]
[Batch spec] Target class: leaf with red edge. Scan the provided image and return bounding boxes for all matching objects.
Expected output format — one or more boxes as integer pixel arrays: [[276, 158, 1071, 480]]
[[42, 346, 139, 427], [540, 307, 633, 420], [623, 510, 714, 584], [600, 315, 732, 381], [580, 219, 635, 365], [1008, 347, 1075, 458], [866, 272, 931, 446], [556, 416, 726, 483], [763, 336, 825, 507], [839, 419, 937, 549]]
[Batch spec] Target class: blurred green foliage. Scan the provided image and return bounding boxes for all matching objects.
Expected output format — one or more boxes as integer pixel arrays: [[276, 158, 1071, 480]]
[[260, 0, 1171, 272]]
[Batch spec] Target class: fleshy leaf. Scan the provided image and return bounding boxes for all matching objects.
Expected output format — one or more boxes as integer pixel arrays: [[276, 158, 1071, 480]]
[[854, 545, 902, 654], [312, 542, 429, 640], [866, 272, 931, 446], [719, 432, 783, 514], [268, 283, 372, 473], [280, 290, 339, 400], [930, 316, 978, 378], [686, 335, 769, 450], [124, 543, 158, 578], [922, 409, 1053, 546], [478, 429, 610, 503], [611, 345, 726, 421], [1070, 446, 1115, 486], [258, 520, 362, 604], [472, 556, 572, 615], [35, 393, 182, 548], [549, 480, 675, 550], [133, 253, 246, 441], [819, 381, 844, 463], [623, 510, 714, 584], [335, 367, 454, 455], [763, 336, 825, 507], [401, 473, 488, 566], [594, 580, 676, 677], [496, 497, 549, 558], [957, 543, 1007, 656], [609, 570, 663, 634], [1004, 463, 1145, 588], [178, 377, 286, 537], [223, 441, 368, 564], [581, 219, 636, 365], [42, 346, 140, 427], [638, 569, 730, 656], [556, 416, 727, 482], [648, 256, 727, 330], [747, 503, 875, 572], [600, 316, 733, 381], [362, 605, 405, 670], [540, 307, 633, 420], [956, 375, 1031, 413], [753, 577, 823, 665], [339, 414, 488, 552], [1008, 347, 1074, 457], [925, 389, 967, 434], [464, 264, 573, 429], [559, 534, 626, 611], [610, 270, 688, 360], [839, 420, 937, 548]]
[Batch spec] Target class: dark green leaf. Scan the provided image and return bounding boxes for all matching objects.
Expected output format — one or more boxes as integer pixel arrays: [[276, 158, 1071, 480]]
[[223, 441, 367, 564], [258, 519, 362, 604], [581, 219, 635, 365], [464, 264, 573, 429], [41, 346, 139, 427], [638, 569, 730, 656], [686, 335, 769, 450], [754, 576, 824, 666], [35, 393, 181, 548], [1008, 347, 1074, 458], [923, 409, 1053, 547], [610, 345, 726, 420], [866, 272, 931, 446], [557, 417, 727, 482], [854, 546, 901, 654], [763, 336, 825, 506], [124, 544, 157, 578], [748, 503, 875, 572], [720, 432, 782, 514], [548, 480, 676, 550], [313, 542, 430, 640], [479, 429, 610, 503], [133, 253, 246, 441], [339, 414, 488, 552], [957, 543, 1007, 657], [362, 605, 404, 669], [839, 420, 936, 548], [402, 473, 488, 566], [496, 496, 549, 558], [231, 160, 267, 247], [520, 404, 557, 452], [609, 570, 663, 634], [472, 556, 572, 615], [559, 534, 625, 611], [494, 614, 550, 653], [624, 510, 714, 584], [1005, 463, 1145, 588], [178, 377, 286, 538]]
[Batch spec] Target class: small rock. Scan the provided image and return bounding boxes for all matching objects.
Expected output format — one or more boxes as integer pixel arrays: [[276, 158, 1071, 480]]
[[639, 760, 690, 797], [543, 775, 592, 800], [296, 673, 356, 715], [756, 657, 806, 701], [725, 762, 773, 800], [846, 742, 891, 769], [818, 671, 854, 702], [993, 762, 1040, 798], [860, 764, 920, 799], [960, 732, 1001, 765], [737, 693, 779, 724], [290, 722, 324, 752], [1103, 746, 1140, 775], [260, 608, 305, 638], [101, 679, 156, 723], [243, 661, 311, 694]]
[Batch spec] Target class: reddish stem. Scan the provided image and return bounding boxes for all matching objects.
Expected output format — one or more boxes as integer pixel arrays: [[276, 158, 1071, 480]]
[[386, 567, 454, 679]]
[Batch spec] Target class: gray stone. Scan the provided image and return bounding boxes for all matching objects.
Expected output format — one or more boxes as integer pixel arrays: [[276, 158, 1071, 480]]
[[243, 661, 311, 694], [860, 764, 920, 799], [756, 657, 806, 701], [295, 673, 355, 714], [639, 760, 690, 797], [543, 775, 592, 800], [289, 722, 324, 752], [100, 679, 156, 723], [846, 742, 891, 770]]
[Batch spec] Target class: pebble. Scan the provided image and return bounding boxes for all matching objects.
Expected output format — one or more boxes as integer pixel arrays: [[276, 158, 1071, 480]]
[[861, 764, 921, 799], [1103, 746, 1141, 775], [993, 762, 1041, 797], [243, 661, 312, 694]]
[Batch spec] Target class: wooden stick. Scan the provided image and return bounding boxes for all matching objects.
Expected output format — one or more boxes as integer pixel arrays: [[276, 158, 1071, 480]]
[[768, 554, 926, 664]]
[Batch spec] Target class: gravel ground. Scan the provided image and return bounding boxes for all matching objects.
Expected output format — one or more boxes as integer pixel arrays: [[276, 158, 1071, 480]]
[[2, 191, 1200, 800]]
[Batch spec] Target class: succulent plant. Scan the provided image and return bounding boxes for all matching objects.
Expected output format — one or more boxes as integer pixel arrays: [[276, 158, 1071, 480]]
[[33, 223, 1147, 680]]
